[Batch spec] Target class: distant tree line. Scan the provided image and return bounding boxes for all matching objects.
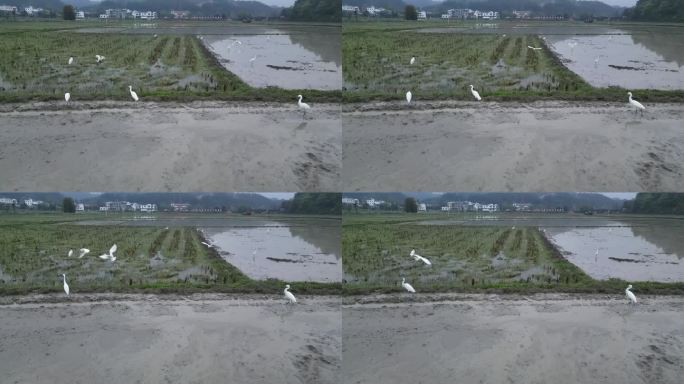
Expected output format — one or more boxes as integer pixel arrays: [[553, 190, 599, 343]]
[[282, 0, 341, 22], [623, 193, 684, 214], [623, 0, 684, 22], [281, 193, 342, 214]]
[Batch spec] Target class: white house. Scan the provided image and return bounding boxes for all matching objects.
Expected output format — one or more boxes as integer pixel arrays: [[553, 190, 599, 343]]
[[24, 6, 43, 15], [475, 203, 499, 212], [99, 206, 108, 211], [513, 10, 532, 19], [0, 5, 18, 13], [140, 204, 157, 212], [76, 203, 85, 212], [477, 11, 499, 20], [365, 198, 385, 208], [342, 5, 360, 13], [342, 197, 360, 206], [76, 11, 85, 19], [441, 206, 449, 211], [139, 11, 157, 20], [99, 14, 109, 19], [0, 197, 17, 205], [24, 198, 44, 207], [417, 11, 427, 20]]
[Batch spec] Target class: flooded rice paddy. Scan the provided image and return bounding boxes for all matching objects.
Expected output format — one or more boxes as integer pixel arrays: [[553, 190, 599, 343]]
[[72, 24, 341, 90], [77, 216, 342, 283], [205, 32, 341, 90], [419, 215, 684, 282], [419, 23, 684, 90]]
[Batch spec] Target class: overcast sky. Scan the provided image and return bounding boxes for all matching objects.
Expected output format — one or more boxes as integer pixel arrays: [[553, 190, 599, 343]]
[[597, 0, 638, 7], [252, 0, 295, 7]]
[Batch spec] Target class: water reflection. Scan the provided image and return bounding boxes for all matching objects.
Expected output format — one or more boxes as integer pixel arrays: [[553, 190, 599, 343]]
[[545, 219, 684, 282], [206, 221, 341, 283], [205, 32, 341, 90]]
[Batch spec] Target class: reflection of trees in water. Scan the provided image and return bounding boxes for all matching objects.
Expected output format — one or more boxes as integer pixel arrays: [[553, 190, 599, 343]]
[[288, 31, 341, 66], [630, 224, 684, 260], [630, 32, 684, 67], [287, 223, 341, 259]]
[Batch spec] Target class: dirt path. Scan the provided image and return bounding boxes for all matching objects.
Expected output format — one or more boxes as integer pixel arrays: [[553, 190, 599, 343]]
[[0, 101, 341, 192], [342, 101, 684, 192], [343, 293, 684, 384], [0, 293, 341, 384]]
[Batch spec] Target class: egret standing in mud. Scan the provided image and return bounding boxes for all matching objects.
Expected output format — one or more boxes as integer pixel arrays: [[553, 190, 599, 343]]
[[410, 249, 432, 265], [78, 248, 90, 258], [406, 91, 412, 104], [410, 57, 415, 65], [284, 284, 297, 304], [68, 57, 74, 65], [625, 284, 637, 304], [297, 95, 310, 116], [401, 277, 416, 293], [469, 85, 482, 101], [129, 86, 139, 102], [249, 55, 257, 65], [68, 249, 73, 257], [527, 46, 542, 50], [64, 92, 70, 103], [628, 92, 645, 116], [62, 274, 69, 296], [95, 55, 105, 64], [595, 248, 599, 262]]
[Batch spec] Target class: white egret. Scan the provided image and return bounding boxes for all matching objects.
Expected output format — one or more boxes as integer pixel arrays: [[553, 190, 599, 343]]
[[527, 46, 542, 50], [200, 241, 212, 248], [62, 274, 69, 296], [68, 57, 74, 65], [68, 249, 74, 257], [284, 284, 297, 304], [129, 85, 139, 101], [625, 284, 637, 304], [409, 249, 432, 265], [410, 57, 415, 65], [78, 248, 90, 258], [297, 94, 310, 114], [595, 248, 599, 262], [469, 85, 481, 101], [594, 56, 600, 67], [402, 277, 416, 293], [249, 55, 256, 64], [99, 244, 117, 262], [153, 34, 158, 38], [65, 92, 70, 103], [406, 91, 412, 104], [627, 92, 645, 115], [95, 55, 105, 64]]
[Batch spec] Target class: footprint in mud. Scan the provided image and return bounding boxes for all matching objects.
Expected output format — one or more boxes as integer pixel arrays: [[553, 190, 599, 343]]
[[293, 339, 339, 383], [635, 334, 683, 383]]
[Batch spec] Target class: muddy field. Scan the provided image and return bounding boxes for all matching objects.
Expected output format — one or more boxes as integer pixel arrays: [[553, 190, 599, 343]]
[[343, 293, 684, 384], [0, 101, 341, 191], [0, 293, 341, 384], [342, 101, 684, 192]]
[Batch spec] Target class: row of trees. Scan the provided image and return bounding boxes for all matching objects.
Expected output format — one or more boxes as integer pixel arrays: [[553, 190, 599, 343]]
[[624, 0, 684, 22], [281, 193, 342, 214], [623, 193, 684, 214], [282, 0, 341, 22]]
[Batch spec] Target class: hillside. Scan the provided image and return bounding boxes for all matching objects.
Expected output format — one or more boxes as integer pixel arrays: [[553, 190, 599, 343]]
[[624, 0, 684, 21]]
